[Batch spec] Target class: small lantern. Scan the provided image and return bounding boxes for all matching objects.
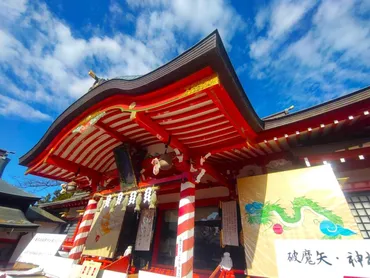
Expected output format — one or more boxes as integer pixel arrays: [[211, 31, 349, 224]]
[[60, 181, 77, 194]]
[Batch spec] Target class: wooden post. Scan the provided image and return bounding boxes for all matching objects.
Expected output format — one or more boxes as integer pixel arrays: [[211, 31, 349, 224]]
[[175, 181, 195, 278], [69, 199, 97, 261]]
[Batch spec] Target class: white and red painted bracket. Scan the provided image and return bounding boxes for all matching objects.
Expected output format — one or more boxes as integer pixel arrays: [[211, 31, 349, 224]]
[[174, 148, 183, 162], [191, 152, 212, 183]]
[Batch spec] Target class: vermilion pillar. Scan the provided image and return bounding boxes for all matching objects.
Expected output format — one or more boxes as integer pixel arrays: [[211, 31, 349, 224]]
[[69, 199, 97, 261], [175, 181, 195, 278]]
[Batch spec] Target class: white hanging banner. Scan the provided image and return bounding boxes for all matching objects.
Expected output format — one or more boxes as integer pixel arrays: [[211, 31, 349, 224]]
[[222, 200, 239, 246], [135, 209, 155, 251], [275, 239, 370, 278]]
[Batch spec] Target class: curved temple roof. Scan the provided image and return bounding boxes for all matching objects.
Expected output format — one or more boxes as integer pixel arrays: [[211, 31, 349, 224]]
[[19, 30, 370, 185]]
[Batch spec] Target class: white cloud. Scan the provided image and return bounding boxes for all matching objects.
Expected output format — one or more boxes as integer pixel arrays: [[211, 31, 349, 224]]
[[0, 0, 243, 122], [0, 95, 52, 121], [0, 0, 27, 25], [246, 0, 370, 109], [249, 0, 316, 60], [130, 0, 244, 50], [268, 0, 314, 39], [109, 0, 123, 15], [255, 8, 269, 31]]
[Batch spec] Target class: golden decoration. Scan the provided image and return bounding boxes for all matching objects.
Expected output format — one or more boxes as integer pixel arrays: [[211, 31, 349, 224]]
[[182, 74, 219, 97], [129, 102, 136, 109]]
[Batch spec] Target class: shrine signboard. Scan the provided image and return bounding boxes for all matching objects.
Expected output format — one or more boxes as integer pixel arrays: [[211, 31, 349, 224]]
[[16, 233, 67, 266], [275, 239, 370, 278], [79, 260, 102, 278], [221, 201, 238, 246], [135, 209, 155, 251]]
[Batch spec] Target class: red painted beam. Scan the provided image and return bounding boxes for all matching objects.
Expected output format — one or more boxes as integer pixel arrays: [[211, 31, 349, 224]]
[[161, 111, 224, 131], [301, 146, 370, 163], [138, 174, 186, 187], [172, 121, 230, 137], [156, 106, 218, 125], [148, 95, 211, 118], [46, 155, 102, 180], [29, 170, 71, 182], [182, 130, 238, 145], [259, 101, 370, 142], [272, 138, 284, 152], [104, 168, 119, 178], [178, 125, 235, 143], [132, 112, 189, 155], [95, 121, 130, 143], [215, 151, 292, 169], [191, 137, 246, 156], [209, 141, 247, 155], [201, 164, 231, 188], [207, 87, 258, 141], [332, 158, 370, 172], [189, 133, 240, 149]]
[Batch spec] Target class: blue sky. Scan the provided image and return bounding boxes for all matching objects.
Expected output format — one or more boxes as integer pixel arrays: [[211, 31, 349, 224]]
[[0, 0, 369, 195]]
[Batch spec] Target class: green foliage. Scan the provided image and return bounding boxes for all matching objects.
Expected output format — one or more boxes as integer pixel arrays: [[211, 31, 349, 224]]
[[39, 193, 52, 204], [39, 190, 73, 203], [52, 189, 73, 201]]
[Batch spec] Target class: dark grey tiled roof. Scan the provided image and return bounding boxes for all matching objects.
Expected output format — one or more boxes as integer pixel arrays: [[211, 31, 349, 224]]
[[26, 206, 65, 224], [113, 75, 142, 80], [0, 206, 39, 229], [0, 179, 40, 200], [38, 192, 90, 208]]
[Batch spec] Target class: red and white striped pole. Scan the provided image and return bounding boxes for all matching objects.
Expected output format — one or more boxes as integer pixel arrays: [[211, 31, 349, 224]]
[[175, 181, 195, 278], [69, 199, 97, 261]]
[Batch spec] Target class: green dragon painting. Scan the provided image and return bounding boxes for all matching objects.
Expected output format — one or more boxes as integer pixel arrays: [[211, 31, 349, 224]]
[[244, 196, 356, 239]]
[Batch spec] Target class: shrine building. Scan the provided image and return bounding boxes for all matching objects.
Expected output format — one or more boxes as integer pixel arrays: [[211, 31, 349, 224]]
[[19, 30, 370, 278]]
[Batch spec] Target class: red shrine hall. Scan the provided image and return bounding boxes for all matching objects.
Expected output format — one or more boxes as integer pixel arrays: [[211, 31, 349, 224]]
[[19, 31, 370, 278]]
